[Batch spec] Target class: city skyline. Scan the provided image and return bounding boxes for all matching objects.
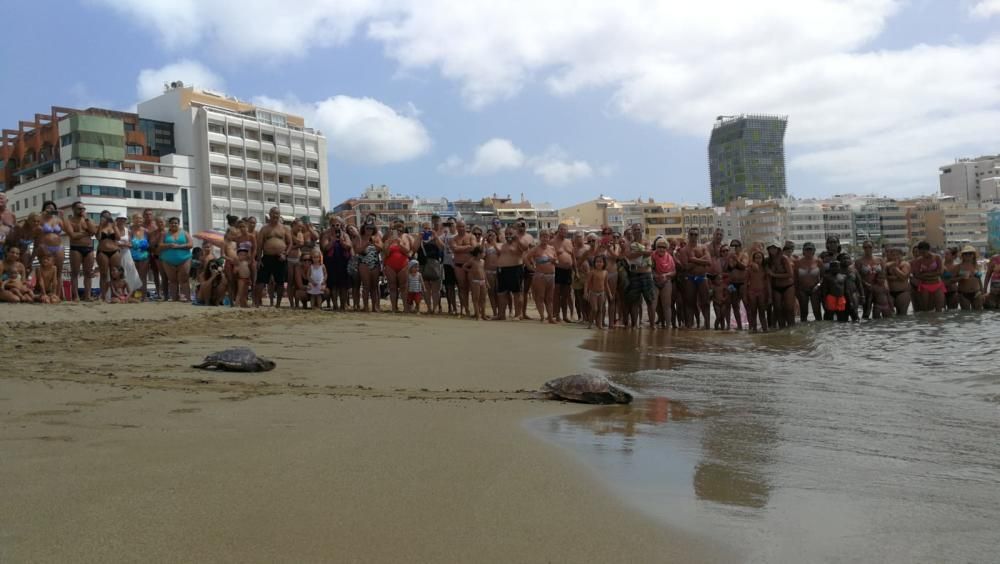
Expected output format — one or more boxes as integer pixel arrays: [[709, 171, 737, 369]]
[[2, 1, 1000, 208]]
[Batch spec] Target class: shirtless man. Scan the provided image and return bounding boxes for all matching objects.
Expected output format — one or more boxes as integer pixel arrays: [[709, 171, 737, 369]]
[[514, 218, 535, 319], [255, 207, 292, 307], [572, 232, 592, 323], [496, 226, 530, 320], [65, 201, 97, 301], [708, 228, 725, 259], [450, 219, 477, 317], [551, 224, 574, 321], [676, 227, 712, 329], [623, 223, 656, 328]]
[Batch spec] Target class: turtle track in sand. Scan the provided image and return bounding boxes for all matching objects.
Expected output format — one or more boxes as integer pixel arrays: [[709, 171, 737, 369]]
[[0, 309, 539, 403]]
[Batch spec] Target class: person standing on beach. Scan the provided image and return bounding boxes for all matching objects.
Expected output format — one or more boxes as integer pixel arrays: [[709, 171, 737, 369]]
[[708, 228, 725, 259], [496, 226, 528, 320], [439, 218, 458, 315], [255, 207, 291, 308], [552, 224, 574, 322], [450, 219, 477, 317], [624, 223, 656, 329], [65, 201, 97, 301], [526, 229, 558, 323], [676, 228, 712, 329], [0, 194, 14, 257], [515, 218, 535, 319]]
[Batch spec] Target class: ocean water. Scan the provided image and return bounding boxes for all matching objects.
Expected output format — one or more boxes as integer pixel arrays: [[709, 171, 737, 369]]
[[529, 314, 1000, 563]]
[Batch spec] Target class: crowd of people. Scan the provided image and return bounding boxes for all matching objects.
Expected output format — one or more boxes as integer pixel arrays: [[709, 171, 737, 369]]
[[2, 195, 1000, 331]]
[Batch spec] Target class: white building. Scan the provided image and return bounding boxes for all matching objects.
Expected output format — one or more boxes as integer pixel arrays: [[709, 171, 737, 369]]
[[939, 155, 1000, 202], [138, 83, 330, 232]]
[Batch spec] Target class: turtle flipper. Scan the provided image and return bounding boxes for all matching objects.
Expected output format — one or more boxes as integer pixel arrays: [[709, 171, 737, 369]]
[[192, 362, 215, 370]]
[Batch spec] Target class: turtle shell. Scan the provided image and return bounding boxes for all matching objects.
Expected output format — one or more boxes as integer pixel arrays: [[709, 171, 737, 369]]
[[542, 374, 633, 404]]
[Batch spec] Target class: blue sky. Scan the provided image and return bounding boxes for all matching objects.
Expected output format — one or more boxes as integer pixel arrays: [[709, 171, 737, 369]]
[[2, 1, 999, 208]]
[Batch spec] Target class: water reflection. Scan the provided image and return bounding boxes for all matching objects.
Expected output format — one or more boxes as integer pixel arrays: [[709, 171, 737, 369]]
[[533, 316, 1000, 562]]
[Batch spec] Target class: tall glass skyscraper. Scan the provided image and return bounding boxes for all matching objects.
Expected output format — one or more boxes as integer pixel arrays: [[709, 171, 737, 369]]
[[708, 114, 788, 206]]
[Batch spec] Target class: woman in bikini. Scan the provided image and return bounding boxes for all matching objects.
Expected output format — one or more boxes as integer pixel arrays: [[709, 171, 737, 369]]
[[652, 237, 676, 329], [345, 224, 363, 311], [985, 252, 1000, 309], [792, 242, 822, 322], [65, 202, 97, 301], [383, 219, 414, 313], [95, 211, 123, 299], [765, 241, 795, 329], [941, 247, 960, 310], [955, 246, 984, 310], [527, 229, 558, 323], [884, 246, 912, 316], [854, 240, 884, 319], [910, 241, 945, 312], [35, 201, 67, 291], [159, 217, 193, 302], [357, 221, 383, 312]]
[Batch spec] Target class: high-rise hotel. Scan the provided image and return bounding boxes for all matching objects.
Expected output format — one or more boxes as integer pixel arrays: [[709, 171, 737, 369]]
[[1, 82, 329, 233], [708, 114, 788, 207]]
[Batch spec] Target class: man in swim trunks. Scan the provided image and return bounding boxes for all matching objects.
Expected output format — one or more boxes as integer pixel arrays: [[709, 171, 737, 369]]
[[255, 207, 292, 307], [623, 223, 657, 328], [496, 226, 530, 320], [676, 227, 712, 329], [552, 223, 574, 322], [708, 228, 725, 259], [515, 218, 535, 319]]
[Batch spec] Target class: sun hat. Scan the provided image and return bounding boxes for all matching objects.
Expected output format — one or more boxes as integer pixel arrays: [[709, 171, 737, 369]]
[[960, 245, 977, 256]]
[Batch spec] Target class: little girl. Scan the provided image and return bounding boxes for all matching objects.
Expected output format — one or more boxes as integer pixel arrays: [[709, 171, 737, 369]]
[[585, 255, 610, 329], [407, 259, 424, 314], [305, 250, 327, 310], [34, 253, 61, 304], [235, 248, 253, 308], [869, 269, 893, 320], [746, 251, 769, 332], [1, 246, 33, 303], [109, 266, 133, 303], [464, 247, 487, 320]]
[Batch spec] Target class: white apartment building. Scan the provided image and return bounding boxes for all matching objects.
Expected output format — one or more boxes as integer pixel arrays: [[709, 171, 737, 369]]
[[139, 83, 330, 232], [939, 155, 1000, 202], [785, 201, 825, 249]]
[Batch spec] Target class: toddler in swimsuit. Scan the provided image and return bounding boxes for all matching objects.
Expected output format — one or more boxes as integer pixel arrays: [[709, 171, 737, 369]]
[[108, 266, 134, 303], [407, 260, 424, 313], [236, 248, 253, 308], [586, 255, 610, 329], [464, 248, 488, 320], [34, 254, 61, 304]]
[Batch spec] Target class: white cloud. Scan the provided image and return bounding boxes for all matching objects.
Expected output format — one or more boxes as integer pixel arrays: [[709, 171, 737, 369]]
[[136, 59, 225, 101], [971, 0, 1000, 18], [110, 1, 1000, 195], [255, 95, 432, 165], [529, 147, 594, 186]]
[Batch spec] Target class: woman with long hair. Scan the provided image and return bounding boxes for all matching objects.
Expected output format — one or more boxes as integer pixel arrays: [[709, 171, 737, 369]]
[[95, 210, 123, 299]]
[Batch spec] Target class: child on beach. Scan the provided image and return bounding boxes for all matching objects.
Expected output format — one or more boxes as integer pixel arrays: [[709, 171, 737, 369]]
[[235, 247, 252, 308], [869, 269, 893, 319], [464, 247, 488, 320], [710, 250, 731, 330], [305, 250, 327, 310], [1, 246, 33, 303], [109, 266, 134, 303], [822, 260, 848, 322], [407, 259, 424, 314], [746, 250, 769, 332], [586, 255, 610, 329], [34, 254, 61, 304]]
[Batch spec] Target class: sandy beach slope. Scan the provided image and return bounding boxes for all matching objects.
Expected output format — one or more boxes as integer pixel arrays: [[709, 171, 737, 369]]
[[0, 304, 732, 563]]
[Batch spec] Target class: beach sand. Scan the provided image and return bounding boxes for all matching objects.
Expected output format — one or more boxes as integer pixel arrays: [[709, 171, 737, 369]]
[[0, 303, 732, 563]]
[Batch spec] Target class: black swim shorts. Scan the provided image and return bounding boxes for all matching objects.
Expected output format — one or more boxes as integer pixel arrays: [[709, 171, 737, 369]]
[[443, 264, 457, 287], [555, 266, 572, 286], [257, 254, 288, 285], [497, 265, 523, 294]]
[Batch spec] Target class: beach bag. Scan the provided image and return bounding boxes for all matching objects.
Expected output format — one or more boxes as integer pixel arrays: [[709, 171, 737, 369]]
[[421, 242, 442, 281], [120, 247, 143, 292]]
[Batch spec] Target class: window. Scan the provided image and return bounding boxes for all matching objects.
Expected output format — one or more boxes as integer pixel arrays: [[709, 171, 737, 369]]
[[228, 146, 244, 157], [155, 192, 164, 201], [307, 180, 320, 189], [292, 158, 304, 167], [306, 160, 319, 170], [231, 189, 247, 200], [208, 123, 224, 134], [77, 185, 127, 198], [248, 190, 262, 202], [212, 186, 228, 197], [305, 141, 318, 152], [247, 170, 261, 181], [293, 177, 305, 187], [139, 164, 153, 173], [292, 138, 303, 149], [277, 155, 290, 165], [261, 152, 275, 162], [294, 196, 306, 206], [227, 125, 242, 137], [66, 187, 72, 197], [144, 191, 154, 200], [308, 197, 321, 207], [127, 144, 143, 155], [278, 174, 290, 185], [261, 133, 275, 143], [265, 193, 277, 203], [263, 172, 276, 182], [133, 190, 143, 199], [210, 143, 225, 154], [245, 129, 259, 141], [279, 194, 292, 204], [276, 133, 289, 145], [165, 193, 174, 202], [61, 134, 72, 146], [230, 168, 244, 178], [210, 164, 227, 175], [245, 149, 259, 160], [32, 195, 37, 207], [124, 122, 136, 132]]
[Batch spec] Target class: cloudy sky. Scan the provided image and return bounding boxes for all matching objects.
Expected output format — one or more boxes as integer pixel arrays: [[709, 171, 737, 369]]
[[3, 1, 999, 207]]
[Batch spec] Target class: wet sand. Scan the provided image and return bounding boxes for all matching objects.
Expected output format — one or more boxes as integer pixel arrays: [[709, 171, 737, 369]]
[[0, 304, 732, 563]]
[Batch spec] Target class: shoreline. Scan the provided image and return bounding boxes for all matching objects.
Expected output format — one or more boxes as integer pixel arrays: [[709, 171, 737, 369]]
[[0, 304, 734, 563]]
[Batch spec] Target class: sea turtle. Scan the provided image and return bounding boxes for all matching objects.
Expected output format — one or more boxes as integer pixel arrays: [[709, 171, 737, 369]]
[[192, 347, 276, 372], [541, 374, 633, 405]]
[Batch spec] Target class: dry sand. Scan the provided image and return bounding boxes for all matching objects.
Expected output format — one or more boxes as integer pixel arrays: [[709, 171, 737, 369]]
[[0, 303, 733, 563]]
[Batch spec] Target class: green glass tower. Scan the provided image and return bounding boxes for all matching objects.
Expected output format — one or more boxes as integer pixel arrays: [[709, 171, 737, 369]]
[[708, 114, 787, 206]]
